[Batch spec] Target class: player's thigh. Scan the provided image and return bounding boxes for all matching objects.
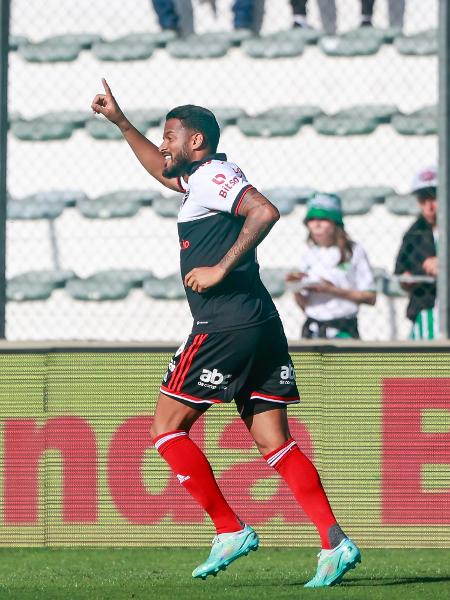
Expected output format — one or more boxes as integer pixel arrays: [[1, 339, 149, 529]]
[[243, 406, 291, 455], [151, 391, 206, 438]]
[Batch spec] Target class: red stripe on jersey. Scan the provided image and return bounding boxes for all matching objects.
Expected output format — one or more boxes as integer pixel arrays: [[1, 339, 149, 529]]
[[160, 385, 223, 404], [250, 392, 300, 402], [174, 333, 208, 393], [234, 185, 254, 216]]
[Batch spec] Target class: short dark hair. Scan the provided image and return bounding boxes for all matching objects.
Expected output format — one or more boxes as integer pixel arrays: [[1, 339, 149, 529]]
[[416, 187, 437, 202], [166, 105, 220, 153]]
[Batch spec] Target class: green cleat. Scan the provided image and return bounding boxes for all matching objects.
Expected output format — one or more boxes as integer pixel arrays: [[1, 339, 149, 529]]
[[192, 524, 259, 580], [304, 538, 361, 588]]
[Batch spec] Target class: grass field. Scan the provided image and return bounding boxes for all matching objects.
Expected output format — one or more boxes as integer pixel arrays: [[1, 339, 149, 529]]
[[0, 547, 449, 600]]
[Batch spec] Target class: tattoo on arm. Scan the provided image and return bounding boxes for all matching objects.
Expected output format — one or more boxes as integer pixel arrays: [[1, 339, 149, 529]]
[[218, 190, 279, 274]]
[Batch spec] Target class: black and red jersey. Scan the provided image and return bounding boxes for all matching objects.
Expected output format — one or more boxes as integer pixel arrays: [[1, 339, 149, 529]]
[[175, 153, 278, 334]]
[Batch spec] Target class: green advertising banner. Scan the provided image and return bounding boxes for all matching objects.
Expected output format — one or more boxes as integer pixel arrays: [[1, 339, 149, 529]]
[[0, 348, 449, 547]]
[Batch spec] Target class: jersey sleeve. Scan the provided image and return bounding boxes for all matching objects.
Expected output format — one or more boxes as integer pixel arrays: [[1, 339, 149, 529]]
[[353, 244, 376, 291], [190, 162, 255, 216]]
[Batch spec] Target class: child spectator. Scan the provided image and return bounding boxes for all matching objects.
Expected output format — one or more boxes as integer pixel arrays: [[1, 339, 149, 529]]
[[286, 193, 376, 338]]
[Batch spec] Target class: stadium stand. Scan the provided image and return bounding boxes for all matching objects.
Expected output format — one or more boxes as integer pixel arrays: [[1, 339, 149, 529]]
[[6, 0, 438, 342]]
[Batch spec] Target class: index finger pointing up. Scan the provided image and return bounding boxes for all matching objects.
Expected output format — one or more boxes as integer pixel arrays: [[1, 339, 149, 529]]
[[102, 78, 112, 95]]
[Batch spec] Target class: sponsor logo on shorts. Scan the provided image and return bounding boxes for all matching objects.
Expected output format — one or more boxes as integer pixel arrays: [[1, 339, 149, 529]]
[[197, 368, 232, 389], [280, 364, 296, 385]]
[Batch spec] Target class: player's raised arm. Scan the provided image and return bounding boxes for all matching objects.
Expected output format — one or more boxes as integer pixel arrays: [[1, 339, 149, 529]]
[[91, 79, 181, 192]]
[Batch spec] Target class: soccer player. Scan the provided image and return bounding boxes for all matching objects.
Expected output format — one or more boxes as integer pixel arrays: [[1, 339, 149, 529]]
[[91, 79, 361, 587]]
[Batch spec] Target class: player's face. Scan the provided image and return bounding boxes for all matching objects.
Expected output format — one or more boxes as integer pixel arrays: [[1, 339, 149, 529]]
[[419, 197, 437, 226], [160, 118, 194, 178], [307, 219, 337, 247]]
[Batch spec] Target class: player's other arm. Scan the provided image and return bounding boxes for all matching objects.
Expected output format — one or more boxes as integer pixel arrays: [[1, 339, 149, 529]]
[[219, 189, 280, 273], [91, 79, 180, 192], [184, 189, 280, 293]]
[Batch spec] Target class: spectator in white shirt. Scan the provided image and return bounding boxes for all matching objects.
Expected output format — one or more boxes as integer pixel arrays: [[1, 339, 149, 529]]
[[286, 192, 376, 339]]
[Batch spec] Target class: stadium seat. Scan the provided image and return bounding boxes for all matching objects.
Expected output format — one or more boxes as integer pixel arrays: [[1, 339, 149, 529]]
[[22, 190, 88, 208], [44, 33, 103, 49], [262, 187, 309, 213], [7, 280, 55, 302], [339, 193, 376, 215], [117, 31, 177, 47], [87, 269, 154, 287], [86, 118, 147, 140], [125, 108, 167, 128], [371, 267, 388, 293], [152, 195, 181, 218], [336, 105, 399, 124], [395, 29, 437, 56], [382, 275, 408, 297], [96, 189, 162, 207], [243, 34, 304, 58], [337, 186, 395, 210], [313, 115, 378, 135], [77, 196, 141, 219], [39, 110, 93, 129], [9, 35, 29, 51], [11, 118, 75, 141], [92, 39, 156, 61], [343, 26, 399, 43], [19, 40, 81, 62], [8, 199, 66, 220], [260, 268, 287, 298], [384, 193, 420, 216], [258, 105, 323, 125], [167, 36, 231, 59], [270, 27, 324, 45], [391, 114, 437, 135], [411, 105, 437, 118], [195, 30, 254, 46], [9, 269, 76, 288], [8, 111, 22, 126], [237, 116, 301, 137], [66, 278, 132, 301], [319, 34, 381, 56], [143, 274, 185, 300], [208, 107, 247, 128]]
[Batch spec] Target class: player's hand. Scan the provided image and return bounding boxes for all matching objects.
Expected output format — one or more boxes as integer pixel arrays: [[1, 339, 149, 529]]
[[285, 271, 306, 282], [303, 279, 336, 294], [422, 256, 438, 277], [398, 271, 417, 291], [184, 266, 226, 293], [91, 78, 125, 125]]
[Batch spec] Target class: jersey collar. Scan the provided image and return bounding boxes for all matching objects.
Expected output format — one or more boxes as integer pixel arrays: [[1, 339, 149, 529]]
[[186, 153, 227, 176]]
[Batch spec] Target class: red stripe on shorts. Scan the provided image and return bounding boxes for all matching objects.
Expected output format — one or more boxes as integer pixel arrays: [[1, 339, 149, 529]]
[[168, 334, 207, 393], [173, 333, 208, 393]]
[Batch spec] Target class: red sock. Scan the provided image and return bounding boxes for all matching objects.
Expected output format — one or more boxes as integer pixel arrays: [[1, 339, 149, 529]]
[[153, 430, 242, 534], [265, 439, 337, 549]]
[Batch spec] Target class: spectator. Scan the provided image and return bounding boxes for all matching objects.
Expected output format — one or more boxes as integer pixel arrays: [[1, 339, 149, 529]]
[[152, 0, 261, 35], [286, 193, 376, 339], [360, 0, 405, 29], [394, 166, 438, 340], [151, 0, 194, 36], [290, 0, 337, 34]]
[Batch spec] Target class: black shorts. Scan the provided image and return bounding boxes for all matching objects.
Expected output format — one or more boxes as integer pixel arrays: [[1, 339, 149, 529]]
[[160, 317, 300, 419]]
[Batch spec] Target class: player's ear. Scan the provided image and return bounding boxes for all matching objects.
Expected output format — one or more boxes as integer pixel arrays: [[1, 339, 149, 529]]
[[191, 131, 206, 151]]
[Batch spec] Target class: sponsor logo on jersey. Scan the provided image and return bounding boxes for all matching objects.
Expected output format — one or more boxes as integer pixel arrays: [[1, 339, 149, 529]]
[[279, 364, 296, 385], [211, 171, 244, 198], [180, 239, 190, 250]]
